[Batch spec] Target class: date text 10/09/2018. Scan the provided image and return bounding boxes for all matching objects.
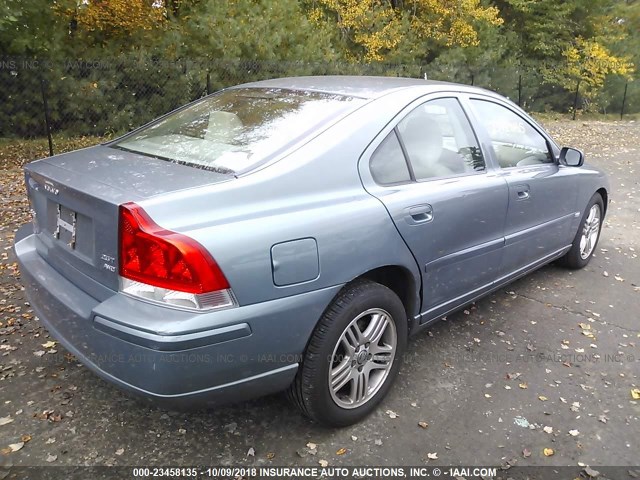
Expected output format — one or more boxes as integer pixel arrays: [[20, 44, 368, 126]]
[[131, 466, 499, 478]]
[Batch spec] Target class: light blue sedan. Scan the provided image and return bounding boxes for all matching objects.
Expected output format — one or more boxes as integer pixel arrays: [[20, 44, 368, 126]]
[[14, 76, 609, 426]]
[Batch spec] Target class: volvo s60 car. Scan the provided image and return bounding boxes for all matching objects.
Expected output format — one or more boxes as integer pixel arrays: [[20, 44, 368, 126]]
[[14, 76, 609, 426]]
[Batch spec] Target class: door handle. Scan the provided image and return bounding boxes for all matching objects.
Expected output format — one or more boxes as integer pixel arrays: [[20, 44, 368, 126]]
[[407, 204, 433, 224], [514, 184, 530, 200]]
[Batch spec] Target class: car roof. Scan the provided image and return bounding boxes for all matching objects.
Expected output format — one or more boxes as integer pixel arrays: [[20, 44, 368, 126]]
[[235, 75, 490, 100]]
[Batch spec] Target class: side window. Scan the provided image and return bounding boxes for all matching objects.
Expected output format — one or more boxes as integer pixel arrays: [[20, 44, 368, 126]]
[[397, 98, 485, 181], [471, 100, 553, 168], [369, 130, 411, 185]]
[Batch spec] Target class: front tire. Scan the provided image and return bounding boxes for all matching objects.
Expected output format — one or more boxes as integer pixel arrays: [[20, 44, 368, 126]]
[[559, 193, 604, 269], [288, 280, 408, 427]]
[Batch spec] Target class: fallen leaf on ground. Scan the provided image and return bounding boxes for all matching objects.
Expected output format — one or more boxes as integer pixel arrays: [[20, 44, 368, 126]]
[[336, 448, 347, 455], [266, 452, 275, 460], [318, 460, 328, 467], [418, 421, 428, 429], [631, 389, 640, 400], [306, 442, 317, 450], [583, 466, 600, 478], [543, 448, 555, 457], [427, 452, 438, 460], [42, 341, 56, 349], [519, 383, 528, 389], [246, 447, 255, 457], [538, 395, 548, 401], [46, 454, 57, 462], [20, 435, 31, 443], [522, 448, 531, 458], [385, 410, 399, 419], [6, 442, 24, 453], [115, 448, 124, 456], [543, 426, 553, 434], [0, 416, 13, 426], [569, 429, 579, 436]]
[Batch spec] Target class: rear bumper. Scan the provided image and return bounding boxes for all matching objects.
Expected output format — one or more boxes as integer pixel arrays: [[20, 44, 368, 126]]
[[14, 228, 341, 408]]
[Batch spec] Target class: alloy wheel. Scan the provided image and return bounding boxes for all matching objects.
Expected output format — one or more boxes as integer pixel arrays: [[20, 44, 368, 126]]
[[328, 308, 397, 409]]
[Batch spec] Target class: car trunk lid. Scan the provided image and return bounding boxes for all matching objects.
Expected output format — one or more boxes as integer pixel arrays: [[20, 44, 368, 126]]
[[24, 145, 233, 296]]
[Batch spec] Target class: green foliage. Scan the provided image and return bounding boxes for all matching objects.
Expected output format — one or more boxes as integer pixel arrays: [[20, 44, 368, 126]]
[[0, 0, 638, 140]]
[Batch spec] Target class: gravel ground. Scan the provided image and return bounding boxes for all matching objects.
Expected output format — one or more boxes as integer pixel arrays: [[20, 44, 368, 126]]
[[0, 120, 638, 475]]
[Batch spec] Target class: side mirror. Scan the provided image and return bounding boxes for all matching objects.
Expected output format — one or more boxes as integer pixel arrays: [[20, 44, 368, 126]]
[[559, 147, 584, 167]]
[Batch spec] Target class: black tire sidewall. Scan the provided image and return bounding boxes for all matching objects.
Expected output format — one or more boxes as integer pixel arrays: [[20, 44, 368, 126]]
[[301, 281, 408, 427]]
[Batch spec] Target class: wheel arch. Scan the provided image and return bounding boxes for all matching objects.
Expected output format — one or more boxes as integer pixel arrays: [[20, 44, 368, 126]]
[[357, 265, 420, 324], [596, 187, 608, 216]]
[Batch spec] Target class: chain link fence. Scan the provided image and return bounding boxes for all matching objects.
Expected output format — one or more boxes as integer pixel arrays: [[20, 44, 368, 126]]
[[0, 57, 635, 156]]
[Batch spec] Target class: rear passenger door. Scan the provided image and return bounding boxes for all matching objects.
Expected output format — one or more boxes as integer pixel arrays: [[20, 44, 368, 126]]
[[467, 98, 579, 278], [360, 96, 509, 323]]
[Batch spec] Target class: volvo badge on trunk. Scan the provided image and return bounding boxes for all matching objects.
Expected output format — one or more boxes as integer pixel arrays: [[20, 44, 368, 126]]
[[44, 181, 59, 195]]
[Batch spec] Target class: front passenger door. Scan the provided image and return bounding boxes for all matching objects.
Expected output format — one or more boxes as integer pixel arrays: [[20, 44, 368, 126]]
[[468, 98, 579, 278]]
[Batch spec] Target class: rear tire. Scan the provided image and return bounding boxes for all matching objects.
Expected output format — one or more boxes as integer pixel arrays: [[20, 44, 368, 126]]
[[288, 280, 407, 427], [558, 193, 604, 269]]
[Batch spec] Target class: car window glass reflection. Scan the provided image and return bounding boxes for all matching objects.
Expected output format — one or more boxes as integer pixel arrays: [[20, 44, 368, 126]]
[[471, 100, 553, 168], [397, 98, 485, 180], [369, 131, 412, 185], [115, 88, 364, 174]]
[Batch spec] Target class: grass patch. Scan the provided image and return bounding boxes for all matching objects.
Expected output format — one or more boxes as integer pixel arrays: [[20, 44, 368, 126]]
[[0, 135, 109, 169], [533, 112, 639, 122]]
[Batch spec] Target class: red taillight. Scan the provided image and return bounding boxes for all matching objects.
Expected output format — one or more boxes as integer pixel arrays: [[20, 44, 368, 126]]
[[118, 202, 229, 294]]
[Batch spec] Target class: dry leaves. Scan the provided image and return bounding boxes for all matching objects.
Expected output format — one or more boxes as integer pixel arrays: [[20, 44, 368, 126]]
[[2, 442, 24, 454], [418, 421, 428, 429], [34, 410, 63, 422], [0, 416, 13, 426], [543, 448, 555, 457]]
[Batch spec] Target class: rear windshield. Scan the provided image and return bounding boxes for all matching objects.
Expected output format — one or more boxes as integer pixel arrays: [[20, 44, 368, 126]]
[[114, 88, 364, 174]]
